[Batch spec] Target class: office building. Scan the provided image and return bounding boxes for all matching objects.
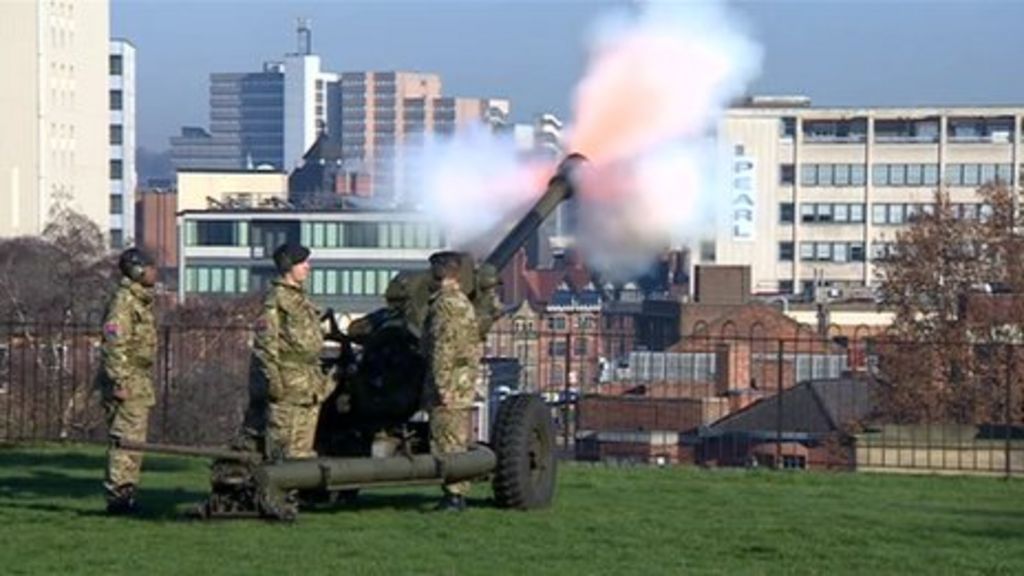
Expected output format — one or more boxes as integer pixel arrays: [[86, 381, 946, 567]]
[[109, 39, 137, 248], [0, 0, 111, 237], [177, 208, 448, 314], [709, 97, 1024, 296]]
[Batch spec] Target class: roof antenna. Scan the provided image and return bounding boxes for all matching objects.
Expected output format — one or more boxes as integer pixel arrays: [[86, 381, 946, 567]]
[[296, 18, 312, 55]]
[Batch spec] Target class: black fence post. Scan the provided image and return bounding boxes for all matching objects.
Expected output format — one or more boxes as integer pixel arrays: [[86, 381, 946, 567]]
[[563, 332, 572, 449], [1005, 343, 1013, 480], [160, 325, 172, 443], [776, 338, 784, 470]]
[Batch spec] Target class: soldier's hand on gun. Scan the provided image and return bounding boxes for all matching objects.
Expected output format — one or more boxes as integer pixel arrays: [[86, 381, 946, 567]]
[[112, 387, 130, 401]]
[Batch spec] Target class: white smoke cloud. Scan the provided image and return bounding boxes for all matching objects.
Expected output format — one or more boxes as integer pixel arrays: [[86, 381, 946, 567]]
[[401, 0, 761, 279], [403, 126, 551, 251], [569, 0, 762, 278]]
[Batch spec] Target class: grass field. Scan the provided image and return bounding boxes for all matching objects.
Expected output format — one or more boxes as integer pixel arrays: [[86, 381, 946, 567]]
[[1, 443, 1022, 575]]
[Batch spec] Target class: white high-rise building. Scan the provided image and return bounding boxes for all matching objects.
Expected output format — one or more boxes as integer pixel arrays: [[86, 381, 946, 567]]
[[283, 20, 337, 170], [0, 0, 111, 238], [109, 39, 137, 249]]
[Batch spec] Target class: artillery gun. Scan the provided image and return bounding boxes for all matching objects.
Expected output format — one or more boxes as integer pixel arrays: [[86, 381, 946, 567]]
[[122, 154, 585, 520]]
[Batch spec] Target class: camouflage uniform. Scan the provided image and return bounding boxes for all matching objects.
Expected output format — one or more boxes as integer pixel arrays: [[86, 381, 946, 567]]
[[251, 279, 333, 459], [98, 277, 157, 497], [423, 282, 480, 497]]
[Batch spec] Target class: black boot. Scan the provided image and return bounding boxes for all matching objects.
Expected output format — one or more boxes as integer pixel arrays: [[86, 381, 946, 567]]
[[106, 483, 139, 515], [434, 493, 466, 512]]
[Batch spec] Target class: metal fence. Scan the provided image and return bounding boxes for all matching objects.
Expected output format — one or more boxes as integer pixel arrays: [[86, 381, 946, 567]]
[[2, 320, 1022, 477]]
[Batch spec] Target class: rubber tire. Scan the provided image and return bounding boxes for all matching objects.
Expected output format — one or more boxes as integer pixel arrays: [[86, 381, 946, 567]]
[[491, 394, 557, 510]]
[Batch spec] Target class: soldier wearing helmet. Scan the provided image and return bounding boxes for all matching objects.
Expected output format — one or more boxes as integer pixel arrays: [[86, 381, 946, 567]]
[[98, 247, 158, 514]]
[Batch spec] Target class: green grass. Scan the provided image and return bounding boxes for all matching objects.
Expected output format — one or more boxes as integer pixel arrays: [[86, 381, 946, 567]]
[[1, 443, 1023, 575]]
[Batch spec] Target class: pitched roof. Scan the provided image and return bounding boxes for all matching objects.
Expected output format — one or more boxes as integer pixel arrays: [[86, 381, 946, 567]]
[[705, 376, 876, 437]]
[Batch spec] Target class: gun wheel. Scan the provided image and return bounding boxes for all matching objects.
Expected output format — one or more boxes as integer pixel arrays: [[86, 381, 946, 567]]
[[491, 394, 557, 510]]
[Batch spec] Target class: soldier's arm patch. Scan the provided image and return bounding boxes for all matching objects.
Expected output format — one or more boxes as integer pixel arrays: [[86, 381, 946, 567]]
[[103, 322, 120, 338], [255, 318, 269, 332]]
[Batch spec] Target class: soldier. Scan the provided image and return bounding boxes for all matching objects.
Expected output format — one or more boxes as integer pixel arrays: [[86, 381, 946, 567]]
[[422, 251, 480, 512], [99, 247, 158, 515], [249, 242, 334, 460]]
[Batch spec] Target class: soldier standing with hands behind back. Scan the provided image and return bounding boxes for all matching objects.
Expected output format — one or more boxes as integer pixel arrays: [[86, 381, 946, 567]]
[[98, 247, 158, 515], [249, 242, 334, 460], [422, 251, 480, 512]]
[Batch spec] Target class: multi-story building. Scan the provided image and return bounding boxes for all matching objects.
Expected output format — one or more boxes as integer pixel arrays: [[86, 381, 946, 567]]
[[283, 21, 338, 172], [109, 39, 137, 248], [176, 169, 289, 212], [338, 71, 505, 200], [177, 209, 447, 314], [0, 0, 111, 237], [710, 97, 1024, 296], [171, 63, 286, 171], [174, 25, 509, 197]]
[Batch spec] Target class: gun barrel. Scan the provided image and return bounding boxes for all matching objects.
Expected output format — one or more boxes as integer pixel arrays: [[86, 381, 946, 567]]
[[260, 444, 497, 491], [482, 154, 586, 272]]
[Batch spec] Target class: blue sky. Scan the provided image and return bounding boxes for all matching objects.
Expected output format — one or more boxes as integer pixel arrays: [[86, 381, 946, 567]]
[[112, 0, 1024, 150]]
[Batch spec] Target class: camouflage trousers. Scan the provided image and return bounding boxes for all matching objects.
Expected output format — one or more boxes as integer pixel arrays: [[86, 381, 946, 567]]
[[430, 407, 473, 496], [103, 399, 150, 491], [268, 401, 321, 459]]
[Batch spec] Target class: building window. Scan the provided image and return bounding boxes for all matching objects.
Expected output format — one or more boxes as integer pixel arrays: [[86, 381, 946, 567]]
[[800, 203, 816, 223], [800, 165, 817, 186], [110, 125, 123, 145], [109, 89, 123, 111], [815, 203, 833, 223], [834, 204, 849, 223], [778, 242, 794, 261], [779, 203, 794, 224], [850, 204, 865, 223], [833, 243, 848, 263], [195, 221, 237, 246], [109, 54, 123, 76], [110, 229, 124, 250], [872, 164, 888, 186], [850, 164, 866, 186], [109, 194, 123, 215], [549, 340, 567, 357], [815, 243, 831, 261], [109, 159, 123, 180], [799, 242, 815, 261], [779, 164, 795, 185], [780, 117, 796, 139], [850, 243, 865, 262], [547, 317, 567, 331]]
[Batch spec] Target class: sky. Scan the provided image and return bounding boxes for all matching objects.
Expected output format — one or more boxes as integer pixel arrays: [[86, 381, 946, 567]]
[[111, 0, 1024, 151]]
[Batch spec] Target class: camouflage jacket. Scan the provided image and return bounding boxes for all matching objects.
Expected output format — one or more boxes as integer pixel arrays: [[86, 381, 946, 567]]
[[422, 282, 479, 409], [100, 277, 157, 406], [253, 279, 331, 406]]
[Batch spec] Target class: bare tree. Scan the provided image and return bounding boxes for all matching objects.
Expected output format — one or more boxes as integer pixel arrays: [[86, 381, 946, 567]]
[[876, 184, 1024, 424]]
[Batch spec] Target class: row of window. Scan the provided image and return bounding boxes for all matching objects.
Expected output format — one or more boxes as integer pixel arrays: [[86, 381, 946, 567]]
[[184, 220, 444, 250], [780, 242, 866, 263], [782, 202, 989, 225], [308, 268, 401, 297], [790, 163, 1013, 187], [780, 117, 1016, 143], [782, 203, 866, 224], [184, 266, 404, 297], [870, 203, 991, 224], [185, 266, 251, 294], [300, 221, 444, 250]]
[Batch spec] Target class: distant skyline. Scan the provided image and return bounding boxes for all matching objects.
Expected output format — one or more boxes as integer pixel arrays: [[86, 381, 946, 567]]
[[112, 0, 1024, 151]]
